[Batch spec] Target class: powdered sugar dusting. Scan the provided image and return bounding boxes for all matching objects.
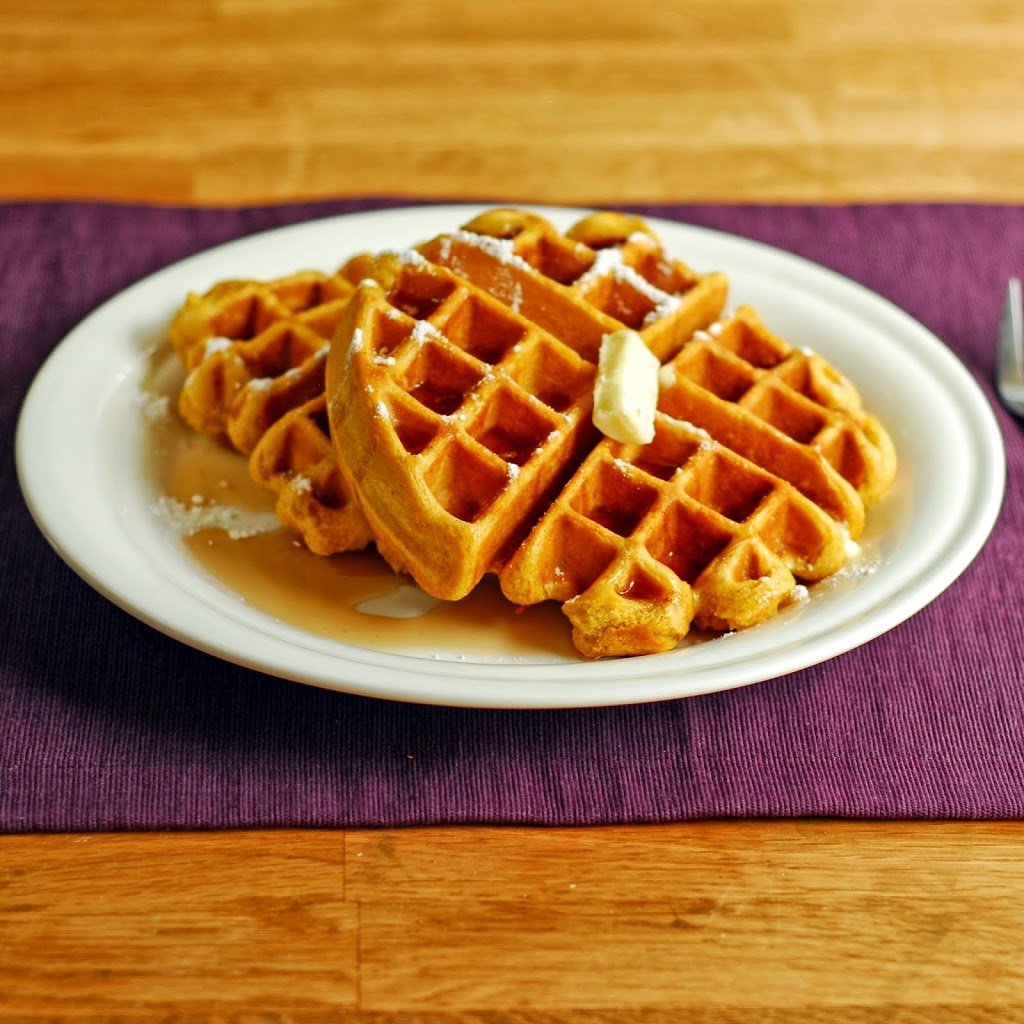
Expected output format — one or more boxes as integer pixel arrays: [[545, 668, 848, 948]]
[[577, 248, 682, 325], [134, 389, 170, 423], [494, 274, 523, 313], [203, 336, 233, 359], [661, 414, 713, 443], [827, 560, 880, 584], [411, 320, 441, 345], [448, 230, 536, 275], [152, 496, 280, 540], [347, 327, 364, 364], [840, 525, 861, 559], [379, 248, 428, 267]]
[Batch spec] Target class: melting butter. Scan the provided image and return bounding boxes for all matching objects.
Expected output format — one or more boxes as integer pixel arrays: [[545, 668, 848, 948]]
[[356, 585, 442, 619], [593, 329, 660, 445]]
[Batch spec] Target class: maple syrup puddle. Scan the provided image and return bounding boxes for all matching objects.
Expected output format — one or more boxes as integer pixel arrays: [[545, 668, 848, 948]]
[[139, 345, 576, 660]]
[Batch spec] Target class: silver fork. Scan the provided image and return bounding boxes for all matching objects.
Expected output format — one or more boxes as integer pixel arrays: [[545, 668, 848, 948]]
[[998, 277, 1024, 417]]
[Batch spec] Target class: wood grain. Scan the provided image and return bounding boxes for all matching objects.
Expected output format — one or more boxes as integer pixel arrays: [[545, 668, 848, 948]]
[[5, 1, 1024, 1019], [3, 824, 1024, 1018], [0, 832, 356, 1013], [3, 0, 1024, 204]]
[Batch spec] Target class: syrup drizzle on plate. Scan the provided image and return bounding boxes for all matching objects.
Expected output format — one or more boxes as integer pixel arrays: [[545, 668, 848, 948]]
[[139, 343, 576, 660]]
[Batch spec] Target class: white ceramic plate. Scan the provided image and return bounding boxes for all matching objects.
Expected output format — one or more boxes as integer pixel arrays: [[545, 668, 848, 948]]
[[16, 205, 1005, 708]]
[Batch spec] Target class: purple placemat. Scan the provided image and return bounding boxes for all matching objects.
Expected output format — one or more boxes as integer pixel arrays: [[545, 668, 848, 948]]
[[2, 200, 1022, 831]]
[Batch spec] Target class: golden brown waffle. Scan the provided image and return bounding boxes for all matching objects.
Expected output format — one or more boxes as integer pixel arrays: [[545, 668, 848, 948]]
[[419, 208, 729, 364], [172, 258, 369, 450], [249, 395, 374, 557], [658, 306, 898, 520], [499, 413, 849, 657], [325, 249, 602, 600], [500, 304, 897, 657]]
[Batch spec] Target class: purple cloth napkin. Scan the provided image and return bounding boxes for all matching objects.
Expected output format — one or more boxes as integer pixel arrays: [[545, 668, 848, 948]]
[[2, 199, 1022, 831]]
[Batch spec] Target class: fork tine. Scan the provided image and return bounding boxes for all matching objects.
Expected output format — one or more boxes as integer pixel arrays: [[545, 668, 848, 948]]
[[1006, 278, 1022, 346], [998, 278, 1024, 415]]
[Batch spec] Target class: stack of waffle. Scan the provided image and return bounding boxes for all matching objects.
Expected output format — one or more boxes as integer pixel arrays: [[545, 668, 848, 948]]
[[168, 208, 896, 657]]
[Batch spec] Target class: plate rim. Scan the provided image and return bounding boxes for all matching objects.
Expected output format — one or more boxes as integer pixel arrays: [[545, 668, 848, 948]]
[[15, 203, 1007, 708]]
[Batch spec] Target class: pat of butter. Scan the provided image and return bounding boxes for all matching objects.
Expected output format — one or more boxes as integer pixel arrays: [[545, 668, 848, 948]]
[[592, 329, 660, 445], [356, 584, 440, 619]]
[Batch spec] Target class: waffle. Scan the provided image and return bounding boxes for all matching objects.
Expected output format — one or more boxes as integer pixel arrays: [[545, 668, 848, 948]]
[[419, 207, 729, 364], [325, 249, 604, 600], [499, 307, 897, 657], [658, 306, 897, 520], [172, 257, 369, 451], [249, 395, 373, 557], [499, 413, 849, 657]]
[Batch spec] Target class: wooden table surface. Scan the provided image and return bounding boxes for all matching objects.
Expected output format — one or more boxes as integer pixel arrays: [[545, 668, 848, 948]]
[[3, 1, 1023, 1019]]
